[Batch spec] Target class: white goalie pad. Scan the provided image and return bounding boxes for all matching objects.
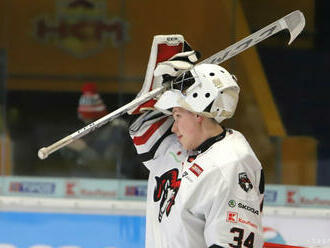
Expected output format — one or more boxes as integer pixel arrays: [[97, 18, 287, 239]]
[[137, 34, 185, 97], [127, 34, 185, 114]]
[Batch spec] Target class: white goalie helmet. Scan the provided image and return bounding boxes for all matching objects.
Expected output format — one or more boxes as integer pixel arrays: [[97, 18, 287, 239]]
[[154, 64, 240, 123]]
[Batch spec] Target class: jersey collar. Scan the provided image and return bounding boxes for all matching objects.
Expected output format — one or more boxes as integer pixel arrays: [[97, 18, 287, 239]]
[[193, 127, 227, 154]]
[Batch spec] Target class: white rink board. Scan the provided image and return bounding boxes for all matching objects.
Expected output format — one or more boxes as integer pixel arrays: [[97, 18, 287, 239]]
[[0, 195, 146, 215], [0, 196, 330, 247], [263, 206, 330, 247]]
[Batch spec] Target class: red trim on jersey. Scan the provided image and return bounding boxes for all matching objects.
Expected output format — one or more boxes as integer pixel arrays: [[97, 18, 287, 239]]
[[133, 117, 168, 145]]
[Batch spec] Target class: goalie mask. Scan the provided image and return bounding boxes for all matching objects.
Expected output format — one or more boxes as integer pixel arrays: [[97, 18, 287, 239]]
[[155, 64, 240, 123]]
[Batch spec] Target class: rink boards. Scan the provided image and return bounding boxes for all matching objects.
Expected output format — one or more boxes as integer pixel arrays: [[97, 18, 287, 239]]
[[1, 179, 330, 248], [0, 196, 330, 248]]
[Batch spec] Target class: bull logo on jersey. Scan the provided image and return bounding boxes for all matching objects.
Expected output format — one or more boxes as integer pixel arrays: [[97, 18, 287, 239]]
[[154, 169, 181, 222], [238, 172, 253, 192]]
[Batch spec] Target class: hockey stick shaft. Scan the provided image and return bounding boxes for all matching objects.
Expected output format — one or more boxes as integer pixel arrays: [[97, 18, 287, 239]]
[[38, 84, 169, 159], [38, 10, 305, 159], [198, 10, 305, 65]]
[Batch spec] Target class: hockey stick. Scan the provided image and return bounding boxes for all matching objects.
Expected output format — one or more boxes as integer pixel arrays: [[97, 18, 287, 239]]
[[199, 10, 305, 65], [38, 84, 169, 159], [38, 10, 305, 159]]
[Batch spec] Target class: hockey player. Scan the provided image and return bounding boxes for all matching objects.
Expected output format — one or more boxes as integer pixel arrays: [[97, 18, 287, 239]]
[[129, 35, 265, 248]]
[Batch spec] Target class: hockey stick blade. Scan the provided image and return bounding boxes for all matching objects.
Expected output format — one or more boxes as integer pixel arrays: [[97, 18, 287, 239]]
[[199, 10, 305, 65]]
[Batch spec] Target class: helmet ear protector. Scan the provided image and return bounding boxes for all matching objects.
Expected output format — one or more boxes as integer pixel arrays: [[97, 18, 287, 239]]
[[155, 64, 240, 123]]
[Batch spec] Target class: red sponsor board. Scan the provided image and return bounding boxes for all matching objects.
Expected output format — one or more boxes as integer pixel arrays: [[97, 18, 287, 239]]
[[286, 189, 330, 207]]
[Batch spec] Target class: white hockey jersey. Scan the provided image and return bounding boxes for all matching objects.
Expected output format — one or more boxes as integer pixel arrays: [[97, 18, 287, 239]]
[[129, 111, 265, 248]]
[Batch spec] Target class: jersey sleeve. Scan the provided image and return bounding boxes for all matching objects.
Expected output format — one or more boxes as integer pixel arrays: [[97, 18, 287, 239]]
[[129, 110, 174, 165]]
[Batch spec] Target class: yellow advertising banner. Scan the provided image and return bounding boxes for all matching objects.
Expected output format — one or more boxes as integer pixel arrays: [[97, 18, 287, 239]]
[[1, 0, 232, 92]]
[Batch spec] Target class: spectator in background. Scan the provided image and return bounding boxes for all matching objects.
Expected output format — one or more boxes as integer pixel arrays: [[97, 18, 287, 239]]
[[61, 82, 146, 179], [77, 82, 108, 122]]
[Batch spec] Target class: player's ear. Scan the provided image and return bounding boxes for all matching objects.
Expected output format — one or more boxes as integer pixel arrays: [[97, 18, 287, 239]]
[[195, 114, 203, 123]]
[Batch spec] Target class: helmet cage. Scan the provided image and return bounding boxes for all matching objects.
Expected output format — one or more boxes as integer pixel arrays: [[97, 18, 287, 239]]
[[171, 70, 196, 94]]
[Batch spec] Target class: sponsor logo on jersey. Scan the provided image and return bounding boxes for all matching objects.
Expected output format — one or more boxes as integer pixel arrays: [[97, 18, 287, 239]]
[[182, 171, 193, 182], [238, 172, 253, 192], [189, 163, 203, 177], [226, 212, 257, 229], [238, 217, 257, 229], [226, 211, 238, 223], [228, 200, 259, 215], [238, 203, 259, 215], [228, 200, 236, 208], [153, 169, 181, 222]]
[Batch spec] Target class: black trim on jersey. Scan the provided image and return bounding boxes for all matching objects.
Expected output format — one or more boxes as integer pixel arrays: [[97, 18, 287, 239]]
[[137, 127, 173, 162], [193, 127, 227, 154], [209, 245, 225, 248], [259, 169, 265, 194]]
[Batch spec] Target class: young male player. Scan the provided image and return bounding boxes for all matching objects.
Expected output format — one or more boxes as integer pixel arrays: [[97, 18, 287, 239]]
[[129, 35, 265, 248]]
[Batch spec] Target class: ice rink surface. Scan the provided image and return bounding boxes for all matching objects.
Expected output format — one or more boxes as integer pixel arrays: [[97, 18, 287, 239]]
[[0, 211, 145, 248], [0, 197, 146, 248]]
